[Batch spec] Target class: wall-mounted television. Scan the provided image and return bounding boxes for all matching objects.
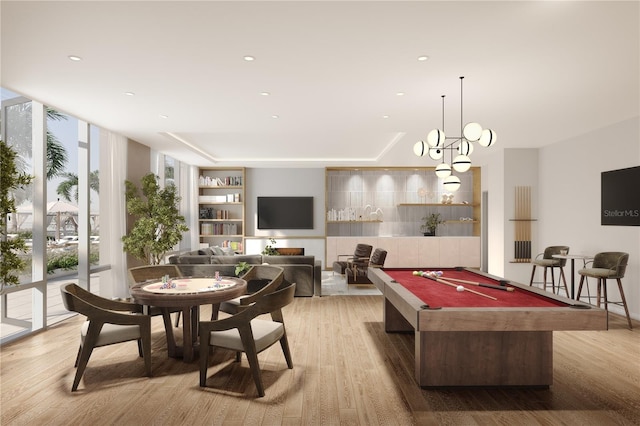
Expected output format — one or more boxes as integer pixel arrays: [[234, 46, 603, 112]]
[[601, 165, 640, 226], [258, 196, 314, 229]]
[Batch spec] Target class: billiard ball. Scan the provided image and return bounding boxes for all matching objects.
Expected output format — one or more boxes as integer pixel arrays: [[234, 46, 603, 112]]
[[456, 285, 465, 292]]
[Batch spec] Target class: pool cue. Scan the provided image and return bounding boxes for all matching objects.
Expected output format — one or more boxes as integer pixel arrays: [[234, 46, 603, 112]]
[[440, 276, 514, 292], [425, 275, 498, 301]]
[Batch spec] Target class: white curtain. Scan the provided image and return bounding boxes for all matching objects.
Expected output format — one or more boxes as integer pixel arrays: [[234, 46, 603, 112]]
[[99, 130, 129, 298], [182, 164, 199, 251]]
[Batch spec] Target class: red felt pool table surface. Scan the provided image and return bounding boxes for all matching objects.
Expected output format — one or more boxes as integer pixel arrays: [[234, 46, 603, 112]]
[[367, 267, 607, 388], [383, 268, 564, 308]]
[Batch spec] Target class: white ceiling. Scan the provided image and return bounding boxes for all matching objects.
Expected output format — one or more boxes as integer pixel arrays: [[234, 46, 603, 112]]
[[2, 1, 639, 168]]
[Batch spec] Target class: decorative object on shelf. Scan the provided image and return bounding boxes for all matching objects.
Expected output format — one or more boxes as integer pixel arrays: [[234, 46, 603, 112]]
[[440, 193, 454, 204], [413, 76, 496, 191], [261, 238, 280, 256], [421, 213, 444, 236], [364, 205, 384, 221]]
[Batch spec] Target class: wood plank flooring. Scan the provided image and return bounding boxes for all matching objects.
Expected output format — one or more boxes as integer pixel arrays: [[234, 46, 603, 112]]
[[1, 295, 639, 425]]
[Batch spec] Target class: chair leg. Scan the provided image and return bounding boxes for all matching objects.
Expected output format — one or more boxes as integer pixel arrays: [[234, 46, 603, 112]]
[[529, 265, 537, 286], [174, 311, 181, 327], [615, 278, 633, 330], [597, 279, 602, 308], [279, 333, 293, 369], [199, 337, 210, 387], [140, 321, 152, 377], [542, 267, 548, 292], [559, 267, 569, 297], [244, 347, 265, 397], [72, 323, 103, 391], [603, 279, 609, 329], [576, 275, 586, 301], [74, 345, 82, 367], [550, 267, 556, 294]]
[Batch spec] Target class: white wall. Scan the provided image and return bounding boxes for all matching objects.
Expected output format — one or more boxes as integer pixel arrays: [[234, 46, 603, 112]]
[[245, 168, 326, 238], [483, 148, 506, 276], [537, 117, 640, 321]]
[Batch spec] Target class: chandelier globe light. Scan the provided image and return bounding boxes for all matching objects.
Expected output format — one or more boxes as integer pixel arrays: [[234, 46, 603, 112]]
[[435, 162, 452, 178], [443, 175, 461, 192], [413, 76, 496, 191]]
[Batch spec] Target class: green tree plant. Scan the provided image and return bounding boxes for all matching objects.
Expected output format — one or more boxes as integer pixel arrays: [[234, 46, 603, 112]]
[[1, 140, 34, 288], [122, 173, 189, 265]]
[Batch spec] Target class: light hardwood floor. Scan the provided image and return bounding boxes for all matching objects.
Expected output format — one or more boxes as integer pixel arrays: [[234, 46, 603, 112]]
[[1, 294, 639, 425]]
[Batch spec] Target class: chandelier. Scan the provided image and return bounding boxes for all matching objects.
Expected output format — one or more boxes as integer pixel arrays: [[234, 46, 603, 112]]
[[413, 76, 496, 191]]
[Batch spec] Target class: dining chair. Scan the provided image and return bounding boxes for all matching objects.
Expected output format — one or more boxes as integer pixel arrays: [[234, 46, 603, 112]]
[[218, 264, 285, 317], [332, 243, 373, 275], [529, 245, 569, 296], [577, 252, 631, 329], [60, 283, 152, 391], [128, 264, 183, 326], [199, 282, 296, 397]]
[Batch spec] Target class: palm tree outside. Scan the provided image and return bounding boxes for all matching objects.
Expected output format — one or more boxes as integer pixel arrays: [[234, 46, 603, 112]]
[[56, 170, 100, 202]]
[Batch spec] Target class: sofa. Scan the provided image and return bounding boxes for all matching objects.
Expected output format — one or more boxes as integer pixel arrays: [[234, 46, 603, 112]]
[[168, 250, 320, 297]]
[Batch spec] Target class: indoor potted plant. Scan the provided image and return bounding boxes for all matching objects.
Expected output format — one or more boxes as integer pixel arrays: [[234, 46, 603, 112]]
[[122, 173, 189, 265], [261, 238, 280, 256], [421, 213, 443, 236]]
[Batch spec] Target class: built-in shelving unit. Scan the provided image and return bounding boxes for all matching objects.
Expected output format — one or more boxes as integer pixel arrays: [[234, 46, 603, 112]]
[[325, 167, 481, 237], [198, 167, 245, 253], [326, 220, 383, 224]]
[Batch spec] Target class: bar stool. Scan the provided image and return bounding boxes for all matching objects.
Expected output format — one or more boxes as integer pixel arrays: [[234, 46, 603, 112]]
[[529, 245, 570, 296], [577, 252, 631, 329]]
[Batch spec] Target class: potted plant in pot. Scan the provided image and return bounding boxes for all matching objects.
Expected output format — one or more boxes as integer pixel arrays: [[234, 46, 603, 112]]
[[421, 212, 443, 236]]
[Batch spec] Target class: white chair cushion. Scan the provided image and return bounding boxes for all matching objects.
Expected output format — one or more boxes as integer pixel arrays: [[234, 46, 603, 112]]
[[209, 319, 284, 353], [219, 297, 242, 314], [81, 321, 141, 347]]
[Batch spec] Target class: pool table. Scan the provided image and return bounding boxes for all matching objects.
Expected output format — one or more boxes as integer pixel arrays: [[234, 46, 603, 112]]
[[367, 267, 607, 388]]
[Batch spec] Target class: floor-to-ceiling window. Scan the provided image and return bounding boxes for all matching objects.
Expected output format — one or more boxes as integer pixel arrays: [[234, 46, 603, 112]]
[[1, 88, 108, 343]]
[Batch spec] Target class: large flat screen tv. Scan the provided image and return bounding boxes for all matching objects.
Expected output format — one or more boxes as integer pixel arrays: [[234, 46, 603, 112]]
[[258, 196, 314, 229], [601, 166, 640, 226]]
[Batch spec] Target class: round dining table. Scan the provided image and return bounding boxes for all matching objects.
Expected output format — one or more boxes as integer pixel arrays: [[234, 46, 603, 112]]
[[130, 276, 247, 362]]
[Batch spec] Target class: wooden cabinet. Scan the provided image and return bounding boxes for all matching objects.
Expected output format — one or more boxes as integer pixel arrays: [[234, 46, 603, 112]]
[[198, 167, 245, 253]]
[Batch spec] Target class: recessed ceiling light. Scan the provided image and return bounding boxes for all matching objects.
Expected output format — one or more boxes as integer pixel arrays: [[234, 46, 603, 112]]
[[159, 114, 168, 119], [260, 92, 270, 96], [382, 115, 390, 119], [417, 55, 429, 61], [243, 55, 255, 61], [396, 92, 405, 96], [124, 92, 135, 96], [68, 55, 82, 61], [271, 115, 279, 119]]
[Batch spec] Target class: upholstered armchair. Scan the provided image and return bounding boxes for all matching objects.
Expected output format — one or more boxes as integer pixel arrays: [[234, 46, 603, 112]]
[[346, 248, 387, 285], [332, 243, 373, 275]]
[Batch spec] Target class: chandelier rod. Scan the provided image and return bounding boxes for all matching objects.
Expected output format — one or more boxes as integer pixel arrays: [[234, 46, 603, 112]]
[[460, 76, 464, 142]]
